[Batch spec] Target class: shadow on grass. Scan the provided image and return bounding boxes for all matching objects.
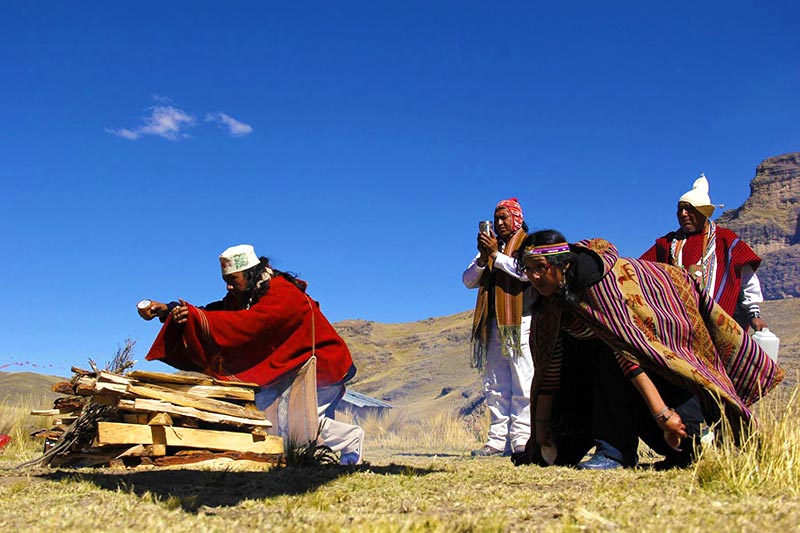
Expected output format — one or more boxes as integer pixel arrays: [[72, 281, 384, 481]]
[[37, 462, 440, 512]]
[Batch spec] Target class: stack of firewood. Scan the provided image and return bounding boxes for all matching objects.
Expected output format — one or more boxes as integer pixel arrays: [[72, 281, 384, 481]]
[[29, 368, 284, 468]]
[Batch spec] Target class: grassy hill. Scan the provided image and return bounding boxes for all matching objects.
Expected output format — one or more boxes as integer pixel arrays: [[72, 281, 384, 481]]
[[336, 311, 479, 418], [0, 371, 66, 407]]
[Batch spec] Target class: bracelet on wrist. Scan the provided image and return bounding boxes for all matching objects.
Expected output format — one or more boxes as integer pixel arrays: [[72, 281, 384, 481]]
[[652, 406, 674, 425]]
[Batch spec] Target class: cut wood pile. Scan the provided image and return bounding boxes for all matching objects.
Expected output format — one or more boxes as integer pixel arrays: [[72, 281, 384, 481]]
[[29, 367, 284, 468]]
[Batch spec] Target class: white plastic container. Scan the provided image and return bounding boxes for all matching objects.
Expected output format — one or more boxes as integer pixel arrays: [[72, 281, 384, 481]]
[[752, 328, 780, 362]]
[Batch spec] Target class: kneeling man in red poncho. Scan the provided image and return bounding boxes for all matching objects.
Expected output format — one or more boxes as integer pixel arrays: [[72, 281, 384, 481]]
[[138, 244, 364, 465]]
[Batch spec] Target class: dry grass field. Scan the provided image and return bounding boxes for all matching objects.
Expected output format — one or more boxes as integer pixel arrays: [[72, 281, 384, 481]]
[[1, 299, 798, 531]]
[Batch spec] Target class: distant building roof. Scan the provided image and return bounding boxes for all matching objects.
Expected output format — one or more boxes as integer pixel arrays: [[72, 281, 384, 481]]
[[341, 390, 393, 409]]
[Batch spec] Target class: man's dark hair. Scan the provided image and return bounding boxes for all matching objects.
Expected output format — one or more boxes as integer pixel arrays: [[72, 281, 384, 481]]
[[242, 256, 306, 307]]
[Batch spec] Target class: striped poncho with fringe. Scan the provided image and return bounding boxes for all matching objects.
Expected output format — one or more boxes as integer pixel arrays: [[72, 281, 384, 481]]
[[531, 238, 783, 425]]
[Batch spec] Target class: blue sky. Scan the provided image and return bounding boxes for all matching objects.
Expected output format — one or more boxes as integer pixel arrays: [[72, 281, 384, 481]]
[[2, 2, 798, 375]]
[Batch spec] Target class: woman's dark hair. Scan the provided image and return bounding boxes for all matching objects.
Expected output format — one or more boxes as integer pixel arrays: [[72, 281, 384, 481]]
[[517, 229, 580, 305], [241, 256, 306, 307]]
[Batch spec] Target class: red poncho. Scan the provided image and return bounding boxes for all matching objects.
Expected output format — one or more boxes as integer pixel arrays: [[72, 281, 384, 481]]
[[640, 225, 761, 316], [145, 276, 353, 387]]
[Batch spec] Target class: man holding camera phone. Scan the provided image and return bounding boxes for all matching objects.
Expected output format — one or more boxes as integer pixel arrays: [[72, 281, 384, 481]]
[[462, 198, 534, 457]]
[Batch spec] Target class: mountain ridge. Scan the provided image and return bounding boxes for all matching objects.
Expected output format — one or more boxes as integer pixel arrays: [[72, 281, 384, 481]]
[[716, 152, 800, 299]]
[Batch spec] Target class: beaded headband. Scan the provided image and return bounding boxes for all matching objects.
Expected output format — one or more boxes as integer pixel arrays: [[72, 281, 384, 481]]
[[521, 242, 570, 259]]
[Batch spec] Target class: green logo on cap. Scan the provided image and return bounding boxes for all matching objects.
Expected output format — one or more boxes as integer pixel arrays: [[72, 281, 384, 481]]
[[233, 253, 249, 270]]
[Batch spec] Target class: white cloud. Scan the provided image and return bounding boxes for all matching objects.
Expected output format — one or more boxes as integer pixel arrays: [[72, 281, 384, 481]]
[[105, 127, 140, 140], [108, 99, 253, 141], [107, 105, 197, 141], [205, 112, 254, 137]]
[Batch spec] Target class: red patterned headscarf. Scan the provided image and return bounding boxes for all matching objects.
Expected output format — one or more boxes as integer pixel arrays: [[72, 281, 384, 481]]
[[496, 198, 524, 234]]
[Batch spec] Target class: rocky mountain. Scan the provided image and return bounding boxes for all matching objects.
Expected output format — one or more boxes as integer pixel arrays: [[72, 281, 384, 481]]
[[716, 152, 800, 299]]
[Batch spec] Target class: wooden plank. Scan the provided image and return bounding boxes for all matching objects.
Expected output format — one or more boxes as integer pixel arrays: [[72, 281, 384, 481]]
[[126, 383, 266, 420], [128, 370, 259, 389], [153, 450, 283, 467], [97, 370, 256, 400], [127, 370, 217, 386], [150, 426, 167, 456], [31, 409, 59, 416], [97, 371, 134, 385], [116, 398, 272, 428], [75, 376, 131, 397], [53, 397, 85, 412], [93, 393, 123, 406], [96, 422, 284, 454], [95, 381, 130, 395], [155, 384, 255, 401], [117, 377, 257, 400], [74, 376, 96, 396]]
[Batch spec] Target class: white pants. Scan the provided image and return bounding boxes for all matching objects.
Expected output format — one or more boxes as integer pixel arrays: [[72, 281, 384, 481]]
[[483, 315, 533, 451], [317, 384, 365, 460], [255, 374, 364, 462]]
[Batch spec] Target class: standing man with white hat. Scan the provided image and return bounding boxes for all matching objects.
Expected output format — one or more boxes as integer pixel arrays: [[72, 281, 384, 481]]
[[641, 174, 768, 332]]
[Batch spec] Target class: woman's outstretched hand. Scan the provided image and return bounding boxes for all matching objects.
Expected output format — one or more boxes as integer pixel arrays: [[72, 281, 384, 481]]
[[659, 410, 687, 451]]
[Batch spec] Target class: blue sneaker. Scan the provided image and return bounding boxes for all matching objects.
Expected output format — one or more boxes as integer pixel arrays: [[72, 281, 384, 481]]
[[577, 454, 623, 470], [340, 452, 361, 465], [340, 428, 364, 465]]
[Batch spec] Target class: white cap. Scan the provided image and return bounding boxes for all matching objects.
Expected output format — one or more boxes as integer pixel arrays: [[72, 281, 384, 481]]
[[219, 244, 259, 275], [678, 174, 715, 218]]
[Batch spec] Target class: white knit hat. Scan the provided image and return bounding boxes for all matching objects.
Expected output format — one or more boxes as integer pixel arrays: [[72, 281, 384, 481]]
[[678, 174, 715, 218], [219, 244, 259, 275]]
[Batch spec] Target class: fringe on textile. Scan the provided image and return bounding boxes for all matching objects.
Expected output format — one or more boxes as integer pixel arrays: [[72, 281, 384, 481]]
[[471, 338, 487, 372], [470, 324, 522, 372]]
